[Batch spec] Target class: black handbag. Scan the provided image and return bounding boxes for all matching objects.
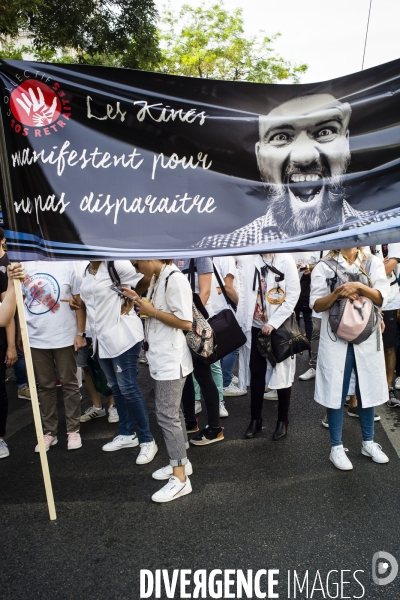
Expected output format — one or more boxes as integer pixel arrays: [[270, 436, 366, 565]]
[[205, 308, 247, 364], [254, 259, 309, 364], [185, 259, 246, 364], [86, 347, 112, 396], [270, 313, 310, 363]]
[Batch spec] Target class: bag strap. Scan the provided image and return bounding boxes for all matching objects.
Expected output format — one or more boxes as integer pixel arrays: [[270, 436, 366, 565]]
[[188, 258, 196, 292], [260, 258, 285, 282], [253, 267, 265, 312], [321, 258, 349, 287], [213, 262, 237, 312], [165, 269, 179, 291], [107, 261, 121, 286]]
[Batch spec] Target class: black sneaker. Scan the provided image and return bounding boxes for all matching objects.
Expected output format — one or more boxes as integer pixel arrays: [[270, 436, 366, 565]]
[[387, 388, 400, 408], [185, 418, 199, 434], [347, 406, 359, 418], [348, 405, 381, 421], [190, 425, 224, 446]]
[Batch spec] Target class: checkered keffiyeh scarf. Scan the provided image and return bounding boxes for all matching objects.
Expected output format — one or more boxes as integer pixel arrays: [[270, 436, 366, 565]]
[[195, 200, 398, 250]]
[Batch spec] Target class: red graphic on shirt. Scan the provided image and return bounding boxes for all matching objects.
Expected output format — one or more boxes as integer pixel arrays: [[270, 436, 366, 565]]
[[24, 276, 60, 313], [10, 80, 62, 127]]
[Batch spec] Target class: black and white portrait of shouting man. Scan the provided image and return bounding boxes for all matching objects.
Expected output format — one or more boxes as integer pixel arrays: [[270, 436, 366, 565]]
[[196, 93, 379, 250]]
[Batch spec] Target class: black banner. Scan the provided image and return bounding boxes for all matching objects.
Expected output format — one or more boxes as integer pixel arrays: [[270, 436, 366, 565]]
[[1, 59, 400, 260]]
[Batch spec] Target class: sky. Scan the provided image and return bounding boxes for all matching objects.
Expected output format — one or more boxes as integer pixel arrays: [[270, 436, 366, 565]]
[[154, 0, 400, 83]]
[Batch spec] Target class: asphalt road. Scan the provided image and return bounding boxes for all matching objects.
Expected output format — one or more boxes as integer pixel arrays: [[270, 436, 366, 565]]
[[1, 351, 400, 600]]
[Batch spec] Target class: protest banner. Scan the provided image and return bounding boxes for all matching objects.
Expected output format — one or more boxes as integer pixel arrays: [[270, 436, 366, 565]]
[[0, 58, 400, 260]]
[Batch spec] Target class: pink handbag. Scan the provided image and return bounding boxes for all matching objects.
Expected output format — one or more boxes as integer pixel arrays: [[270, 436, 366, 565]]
[[336, 296, 375, 343], [321, 258, 382, 344]]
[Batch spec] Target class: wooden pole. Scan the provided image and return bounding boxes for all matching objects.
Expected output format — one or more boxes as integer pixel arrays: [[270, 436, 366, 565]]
[[14, 277, 57, 521]]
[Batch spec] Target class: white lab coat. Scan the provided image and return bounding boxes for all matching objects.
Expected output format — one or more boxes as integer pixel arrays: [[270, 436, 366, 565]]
[[310, 253, 389, 408], [237, 254, 300, 390], [146, 265, 193, 381]]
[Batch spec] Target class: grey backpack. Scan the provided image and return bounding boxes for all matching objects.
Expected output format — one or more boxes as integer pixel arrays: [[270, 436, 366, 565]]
[[321, 258, 382, 344]]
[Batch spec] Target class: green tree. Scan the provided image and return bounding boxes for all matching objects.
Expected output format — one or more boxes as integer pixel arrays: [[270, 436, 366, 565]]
[[0, 0, 160, 70], [0, 0, 40, 39], [157, 2, 307, 83]]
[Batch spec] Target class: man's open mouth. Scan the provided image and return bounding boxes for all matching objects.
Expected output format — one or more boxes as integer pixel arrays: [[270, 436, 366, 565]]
[[286, 172, 324, 203]]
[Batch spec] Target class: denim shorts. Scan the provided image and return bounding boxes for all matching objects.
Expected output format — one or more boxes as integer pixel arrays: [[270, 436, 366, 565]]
[[76, 337, 93, 368]]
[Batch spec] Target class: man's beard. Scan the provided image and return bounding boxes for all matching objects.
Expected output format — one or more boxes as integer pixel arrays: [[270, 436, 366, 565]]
[[262, 158, 348, 237]]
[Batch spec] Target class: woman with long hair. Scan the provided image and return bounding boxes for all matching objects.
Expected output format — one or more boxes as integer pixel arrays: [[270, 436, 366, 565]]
[[310, 247, 390, 469]]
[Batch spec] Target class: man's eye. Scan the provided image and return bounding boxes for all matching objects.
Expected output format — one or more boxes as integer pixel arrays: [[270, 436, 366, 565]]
[[269, 132, 291, 144], [316, 128, 336, 139]]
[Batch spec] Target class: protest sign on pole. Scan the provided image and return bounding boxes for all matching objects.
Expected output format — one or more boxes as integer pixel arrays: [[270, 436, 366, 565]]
[[0, 81, 57, 521], [14, 277, 57, 521]]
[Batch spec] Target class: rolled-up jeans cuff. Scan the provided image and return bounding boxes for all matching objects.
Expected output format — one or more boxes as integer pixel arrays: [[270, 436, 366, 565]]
[[170, 457, 188, 467]]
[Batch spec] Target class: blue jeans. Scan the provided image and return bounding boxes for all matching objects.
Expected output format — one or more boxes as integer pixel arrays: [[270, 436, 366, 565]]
[[221, 349, 239, 387], [327, 343, 375, 447], [97, 342, 153, 442], [14, 348, 28, 389]]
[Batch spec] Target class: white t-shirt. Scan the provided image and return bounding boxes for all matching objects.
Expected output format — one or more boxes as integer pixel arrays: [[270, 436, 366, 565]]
[[175, 257, 214, 318], [374, 244, 400, 311], [211, 256, 238, 315], [146, 265, 193, 380], [79, 261, 143, 359], [22, 261, 82, 349]]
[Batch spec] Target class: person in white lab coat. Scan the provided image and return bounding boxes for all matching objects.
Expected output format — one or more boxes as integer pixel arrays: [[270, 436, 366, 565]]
[[310, 247, 390, 470], [121, 259, 194, 503], [236, 254, 300, 440]]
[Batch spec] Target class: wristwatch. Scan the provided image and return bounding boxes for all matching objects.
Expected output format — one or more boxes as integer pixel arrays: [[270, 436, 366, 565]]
[[76, 332, 87, 338]]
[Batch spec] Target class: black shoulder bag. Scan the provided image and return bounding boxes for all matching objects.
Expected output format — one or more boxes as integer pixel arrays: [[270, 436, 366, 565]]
[[256, 261, 310, 364], [205, 262, 246, 364]]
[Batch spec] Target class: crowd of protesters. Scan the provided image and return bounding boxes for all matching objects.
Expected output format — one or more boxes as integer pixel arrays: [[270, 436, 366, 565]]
[[0, 229, 399, 501]]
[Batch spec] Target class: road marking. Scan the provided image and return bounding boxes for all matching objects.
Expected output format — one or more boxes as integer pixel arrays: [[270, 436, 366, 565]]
[[375, 405, 400, 458]]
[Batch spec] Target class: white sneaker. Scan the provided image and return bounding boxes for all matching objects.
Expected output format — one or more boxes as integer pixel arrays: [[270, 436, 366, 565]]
[[263, 389, 278, 400], [329, 445, 353, 470], [152, 460, 193, 480], [35, 433, 58, 453], [231, 376, 239, 386], [136, 440, 158, 464], [299, 368, 316, 381], [80, 406, 106, 422], [219, 401, 229, 417], [0, 440, 9, 459], [102, 434, 139, 452], [67, 431, 82, 450], [107, 405, 119, 423], [223, 383, 246, 396], [139, 354, 148, 365], [394, 376, 400, 390], [152, 476, 192, 503], [361, 441, 389, 464], [195, 400, 202, 414]]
